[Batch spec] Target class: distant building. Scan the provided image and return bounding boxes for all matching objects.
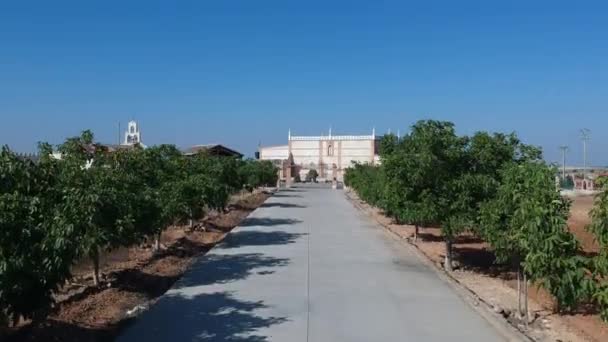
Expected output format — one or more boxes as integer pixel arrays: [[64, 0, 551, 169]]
[[258, 129, 380, 182], [124, 120, 145, 147], [182, 144, 243, 158], [574, 177, 596, 191]]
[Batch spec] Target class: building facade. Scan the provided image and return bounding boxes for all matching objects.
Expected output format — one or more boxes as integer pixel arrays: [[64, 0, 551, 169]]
[[258, 130, 380, 182]]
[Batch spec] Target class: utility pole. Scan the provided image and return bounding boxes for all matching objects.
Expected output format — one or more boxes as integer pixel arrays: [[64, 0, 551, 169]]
[[559, 145, 568, 180], [580, 129, 591, 179]]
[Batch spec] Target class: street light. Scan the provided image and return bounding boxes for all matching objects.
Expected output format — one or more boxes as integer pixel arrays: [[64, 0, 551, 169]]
[[559, 145, 568, 181], [580, 128, 591, 179]]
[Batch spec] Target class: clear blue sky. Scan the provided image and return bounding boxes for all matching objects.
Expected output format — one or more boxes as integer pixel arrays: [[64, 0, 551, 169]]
[[1, 1, 607, 165]]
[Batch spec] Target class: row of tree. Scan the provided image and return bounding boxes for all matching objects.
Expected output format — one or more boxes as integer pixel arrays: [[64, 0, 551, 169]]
[[344, 120, 608, 323], [0, 130, 278, 326]]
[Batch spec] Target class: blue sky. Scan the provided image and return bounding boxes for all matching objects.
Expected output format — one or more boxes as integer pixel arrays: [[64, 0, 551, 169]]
[[1, 1, 607, 165]]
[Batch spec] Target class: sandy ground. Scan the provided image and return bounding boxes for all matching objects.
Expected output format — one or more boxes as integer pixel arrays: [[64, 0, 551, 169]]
[[346, 190, 607, 342], [4, 190, 271, 342]]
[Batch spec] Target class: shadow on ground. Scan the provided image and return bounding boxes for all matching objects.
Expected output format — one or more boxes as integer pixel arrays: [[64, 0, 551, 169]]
[[219, 231, 307, 249], [174, 253, 290, 289], [138, 291, 287, 341], [239, 217, 302, 227], [7, 319, 120, 342], [271, 193, 302, 198], [260, 202, 306, 209], [454, 246, 516, 281]]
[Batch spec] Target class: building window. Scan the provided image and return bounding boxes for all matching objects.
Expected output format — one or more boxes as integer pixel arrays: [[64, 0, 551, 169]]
[[327, 144, 334, 156]]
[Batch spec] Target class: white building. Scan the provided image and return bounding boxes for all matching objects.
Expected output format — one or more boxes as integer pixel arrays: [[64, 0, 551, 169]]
[[258, 129, 380, 182], [124, 120, 144, 146]]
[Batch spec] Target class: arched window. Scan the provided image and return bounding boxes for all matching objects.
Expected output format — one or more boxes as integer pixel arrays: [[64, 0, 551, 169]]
[[327, 143, 334, 156], [130, 126, 135, 133]]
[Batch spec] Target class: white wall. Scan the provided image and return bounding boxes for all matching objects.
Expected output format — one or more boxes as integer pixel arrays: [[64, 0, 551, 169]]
[[260, 145, 288, 160]]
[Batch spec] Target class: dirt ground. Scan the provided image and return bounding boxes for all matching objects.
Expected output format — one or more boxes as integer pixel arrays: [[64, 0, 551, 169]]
[[4, 190, 270, 342], [346, 190, 607, 342]]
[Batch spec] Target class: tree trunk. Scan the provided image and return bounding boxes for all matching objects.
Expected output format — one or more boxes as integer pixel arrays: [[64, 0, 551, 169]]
[[444, 239, 453, 271], [154, 231, 162, 251], [517, 265, 522, 318], [92, 248, 100, 286], [414, 225, 419, 242], [524, 272, 529, 328]]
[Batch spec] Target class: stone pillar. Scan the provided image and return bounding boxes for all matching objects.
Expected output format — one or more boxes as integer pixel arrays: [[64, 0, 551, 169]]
[[337, 140, 342, 181], [285, 161, 292, 188], [318, 140, 324, 178], [370, 138, 376, 165], [285, 153, 295, 188], [332, 164, 338, 189]]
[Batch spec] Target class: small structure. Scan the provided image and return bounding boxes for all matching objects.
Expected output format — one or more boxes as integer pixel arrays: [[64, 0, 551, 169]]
[[574, 177, 596, 191], [182, 144, 243, 158], [124, 120, 144, 146]]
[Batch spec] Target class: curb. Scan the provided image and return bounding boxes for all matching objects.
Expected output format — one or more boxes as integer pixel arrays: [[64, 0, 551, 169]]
[[344, 191, 535, 342]]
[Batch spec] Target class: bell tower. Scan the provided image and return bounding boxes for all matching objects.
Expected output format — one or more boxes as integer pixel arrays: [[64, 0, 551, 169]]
[[124, 120, 142, 145]]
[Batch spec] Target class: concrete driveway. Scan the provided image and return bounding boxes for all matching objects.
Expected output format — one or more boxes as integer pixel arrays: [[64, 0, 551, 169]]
[[118, 185, 506, 341]]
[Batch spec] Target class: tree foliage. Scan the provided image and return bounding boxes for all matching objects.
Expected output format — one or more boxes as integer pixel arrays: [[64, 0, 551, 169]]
[[0, 130, 277, 326], [345, 119, 602, 323]]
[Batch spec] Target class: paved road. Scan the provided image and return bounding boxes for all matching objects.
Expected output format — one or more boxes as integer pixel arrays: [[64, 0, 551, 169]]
[[118, 185, 506, 341]]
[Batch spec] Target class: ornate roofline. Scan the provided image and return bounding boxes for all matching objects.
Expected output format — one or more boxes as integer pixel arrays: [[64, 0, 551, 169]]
[[289, 135, 377, 141]]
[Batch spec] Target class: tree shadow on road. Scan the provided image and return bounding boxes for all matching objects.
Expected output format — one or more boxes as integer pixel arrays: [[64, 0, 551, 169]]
[[272, 193, 302, 198], [277, 188, 305, 192], [259, 202, 306, 209], [174, 253, 290, 289], [218, 231, 307, 249], [121, 291, 287, 342], [239, 217, 302, 227]]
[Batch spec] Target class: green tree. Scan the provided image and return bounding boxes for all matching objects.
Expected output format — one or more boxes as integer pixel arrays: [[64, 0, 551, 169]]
[[587, 176, 608, 320], [480, 162, 582, 322], [56, 131, 140, 285], [306, 169, 319, 183], [238, 159, 279, 191], [139, 145, 186, 251], [0, 146, 74, 325]]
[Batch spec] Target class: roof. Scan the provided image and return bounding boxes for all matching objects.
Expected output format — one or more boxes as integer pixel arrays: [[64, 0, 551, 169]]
[[289, 135, 377, 141], [182, 144, 243, 158]]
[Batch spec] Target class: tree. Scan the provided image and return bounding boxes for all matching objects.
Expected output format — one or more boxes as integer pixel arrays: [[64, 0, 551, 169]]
[[587, 176, 608, 320], [480, 162, 581, 323], [0, 146, 74, 325], [139, 145, 186, 251], [560, 175, 575, 189], [306, 169, 319, 183], [238, 159, 279, 191], [56, 132, 140, 285]]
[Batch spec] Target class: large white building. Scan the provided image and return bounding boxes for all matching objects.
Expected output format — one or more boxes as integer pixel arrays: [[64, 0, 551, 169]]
[[258, 129, 380, 182]]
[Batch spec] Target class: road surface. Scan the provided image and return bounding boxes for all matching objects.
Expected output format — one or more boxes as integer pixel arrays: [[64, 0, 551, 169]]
[[118, 185, 506, 341]]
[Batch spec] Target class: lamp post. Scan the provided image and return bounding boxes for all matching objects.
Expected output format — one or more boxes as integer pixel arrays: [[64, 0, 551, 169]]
[[559, 145, 568, 181], [580, 129, 591, 179]]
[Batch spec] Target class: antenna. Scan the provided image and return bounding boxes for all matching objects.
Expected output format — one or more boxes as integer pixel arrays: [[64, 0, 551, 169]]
[[118, 121, 121, 145], [397, 129, 401, 139], [288, 128, 291, 141], [580, 128, 591, 179], [559, 145, 568, 181]]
